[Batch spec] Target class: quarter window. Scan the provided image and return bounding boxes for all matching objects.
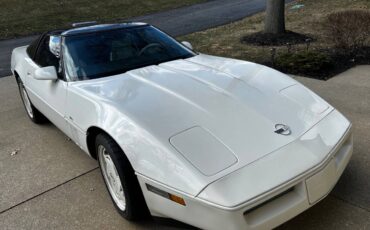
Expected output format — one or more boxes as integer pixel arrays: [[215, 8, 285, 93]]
[[26, 35, 43, 59], [34, 35, 60, 70]]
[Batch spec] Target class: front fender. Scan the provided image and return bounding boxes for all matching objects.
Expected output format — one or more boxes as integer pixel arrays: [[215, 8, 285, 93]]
[[11, 46, 29, 80], [66, 84, 208, 196]]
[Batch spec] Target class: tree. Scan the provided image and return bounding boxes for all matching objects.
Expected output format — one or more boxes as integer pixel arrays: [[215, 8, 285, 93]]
[[264, 0, 285, 34]]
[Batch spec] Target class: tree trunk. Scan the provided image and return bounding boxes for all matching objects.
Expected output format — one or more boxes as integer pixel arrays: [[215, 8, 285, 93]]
[[264, 0, 286, 34]]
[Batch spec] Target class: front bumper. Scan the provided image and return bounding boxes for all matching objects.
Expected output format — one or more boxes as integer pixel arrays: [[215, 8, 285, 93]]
[[137, 110, 353, 230]]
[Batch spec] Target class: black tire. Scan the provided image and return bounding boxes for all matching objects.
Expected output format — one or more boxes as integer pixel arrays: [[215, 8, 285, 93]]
[[15, 76, 48, 124], [95, 133, 149, 220]]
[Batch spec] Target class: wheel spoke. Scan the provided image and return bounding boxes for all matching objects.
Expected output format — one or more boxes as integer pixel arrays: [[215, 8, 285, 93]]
[[20, 85, 33, 118], [98, 145, 126, 211]]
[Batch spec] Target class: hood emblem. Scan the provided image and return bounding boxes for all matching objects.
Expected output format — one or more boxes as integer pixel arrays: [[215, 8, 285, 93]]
[[274, 124, 291, 135]]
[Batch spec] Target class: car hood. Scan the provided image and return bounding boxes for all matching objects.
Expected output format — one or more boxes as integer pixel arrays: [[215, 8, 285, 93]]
[[73, 54, 332, 188]]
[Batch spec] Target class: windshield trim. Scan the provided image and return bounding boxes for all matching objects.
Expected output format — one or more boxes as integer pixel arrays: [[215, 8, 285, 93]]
[[61, 24, 149, 38]]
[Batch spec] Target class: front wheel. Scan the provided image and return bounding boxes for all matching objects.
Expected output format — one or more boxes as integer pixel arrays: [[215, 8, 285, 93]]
[[16, 77, 47, 124], [96, 133, 149, 220]]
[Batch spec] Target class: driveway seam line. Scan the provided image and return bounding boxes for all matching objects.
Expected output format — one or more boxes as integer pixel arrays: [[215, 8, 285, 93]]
[[0, 167, 99, 215], [330, 194, 370, 213]]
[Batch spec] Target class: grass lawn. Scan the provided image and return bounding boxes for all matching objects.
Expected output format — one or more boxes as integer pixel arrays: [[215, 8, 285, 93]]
[[0, 0, 205, 40], [180, 0, 370, 78]]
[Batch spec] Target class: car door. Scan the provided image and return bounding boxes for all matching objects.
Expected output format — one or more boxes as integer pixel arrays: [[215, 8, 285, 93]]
[[24, 34, 70, 135]]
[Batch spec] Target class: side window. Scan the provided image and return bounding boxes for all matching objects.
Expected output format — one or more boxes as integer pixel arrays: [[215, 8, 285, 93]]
[[34, 35, 60, 70], [26, 35, 43, 59]]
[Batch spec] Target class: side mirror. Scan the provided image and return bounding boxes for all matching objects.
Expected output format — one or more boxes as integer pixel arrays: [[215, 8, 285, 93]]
[[34, 66, 58, 81], [181, 41, 193, 50]]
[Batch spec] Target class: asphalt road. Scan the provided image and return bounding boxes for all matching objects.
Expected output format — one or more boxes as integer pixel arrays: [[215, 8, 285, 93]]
[[0, 0, 275, 78], [1, 66, 370, 229]]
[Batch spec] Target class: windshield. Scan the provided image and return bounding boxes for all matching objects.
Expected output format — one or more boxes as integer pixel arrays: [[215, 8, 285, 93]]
[[62, 26, 196, 81]]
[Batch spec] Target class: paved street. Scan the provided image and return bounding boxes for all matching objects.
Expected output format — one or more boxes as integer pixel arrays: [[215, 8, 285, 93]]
[[0, 66, 369, 229], [0, 0, 279, 78]]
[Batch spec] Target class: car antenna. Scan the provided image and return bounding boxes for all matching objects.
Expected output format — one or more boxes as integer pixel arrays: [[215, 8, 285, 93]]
[[71, 21, 98, 28]]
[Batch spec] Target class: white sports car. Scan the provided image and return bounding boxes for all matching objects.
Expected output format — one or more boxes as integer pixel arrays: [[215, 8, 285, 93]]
[[11, 22, 352, 229]]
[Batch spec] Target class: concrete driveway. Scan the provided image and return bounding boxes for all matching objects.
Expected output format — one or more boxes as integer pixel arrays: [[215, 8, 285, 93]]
[[1, 66, 370, 229]]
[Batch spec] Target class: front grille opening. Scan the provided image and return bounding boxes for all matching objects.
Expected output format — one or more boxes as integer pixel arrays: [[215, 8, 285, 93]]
[[244, 187, 295, 216]]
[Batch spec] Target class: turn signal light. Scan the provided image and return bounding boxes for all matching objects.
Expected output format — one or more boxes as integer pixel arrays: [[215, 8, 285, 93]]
[[146, 184, 186, 206], [169, 194, 186, 206]]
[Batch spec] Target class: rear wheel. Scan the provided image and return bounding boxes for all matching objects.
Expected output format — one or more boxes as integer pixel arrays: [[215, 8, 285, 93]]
[[96, 133, 149, 220], [16, 77, 47, 124]]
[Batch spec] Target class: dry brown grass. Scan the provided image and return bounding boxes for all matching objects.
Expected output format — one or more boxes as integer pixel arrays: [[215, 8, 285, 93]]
[[179, 0, 370, 64], [325, 10, 370, 51]]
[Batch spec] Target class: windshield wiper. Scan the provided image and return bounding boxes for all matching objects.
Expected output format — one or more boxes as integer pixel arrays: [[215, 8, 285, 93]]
[[82, 54, 194, 80], [153, 54, 193, 66]]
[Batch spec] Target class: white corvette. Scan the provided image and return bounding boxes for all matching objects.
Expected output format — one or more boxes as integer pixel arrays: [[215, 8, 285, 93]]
[[11, 22, 352, 229]]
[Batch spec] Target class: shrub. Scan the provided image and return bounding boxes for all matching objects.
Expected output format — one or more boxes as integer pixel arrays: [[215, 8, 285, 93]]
[[325, 10, 370, 52], [275, 51, 333, 78]]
